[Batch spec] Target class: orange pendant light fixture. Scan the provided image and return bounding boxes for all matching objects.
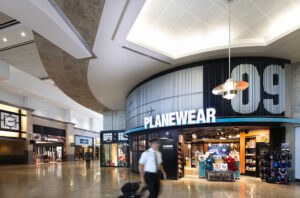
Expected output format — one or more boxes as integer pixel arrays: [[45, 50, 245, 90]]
[[212, 0, 248, 100]]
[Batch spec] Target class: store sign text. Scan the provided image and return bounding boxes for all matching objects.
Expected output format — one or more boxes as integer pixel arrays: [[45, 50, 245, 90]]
[[144, 108, 216, 129]]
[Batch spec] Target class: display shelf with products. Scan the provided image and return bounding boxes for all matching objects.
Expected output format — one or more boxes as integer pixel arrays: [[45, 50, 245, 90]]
[[245, 136, 257, 176], [177, 135, 184, 178]]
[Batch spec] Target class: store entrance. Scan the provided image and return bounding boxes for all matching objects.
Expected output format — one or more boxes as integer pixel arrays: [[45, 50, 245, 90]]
[[178, 126, 271, 179], [75, 146, 93, 160], [35, 143, 64, 163]]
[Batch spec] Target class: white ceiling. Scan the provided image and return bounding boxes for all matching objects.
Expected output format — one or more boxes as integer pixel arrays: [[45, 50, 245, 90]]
[[0, 12, 12, 24], [0, 23, 48, 79], [0, 24, 33, 49], [127, 0, 300, 58], [0, 62, 101, 119], [2, 0, 300, 111], [0, 0, 92, 59], [88, 0, 300, 110]]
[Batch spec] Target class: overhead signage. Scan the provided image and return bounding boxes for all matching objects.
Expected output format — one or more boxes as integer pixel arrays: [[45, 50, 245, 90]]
[[144, 108, 216, 129], [44, 137, 59, 142], [75, 136, 93, 147], [80, 139, 89, 144]]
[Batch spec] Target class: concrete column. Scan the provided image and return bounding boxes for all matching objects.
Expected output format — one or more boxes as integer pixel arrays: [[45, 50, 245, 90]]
[[65, 123, 75, 161], [103, 111, 125, 131], [284, 124, 296, 181], [26, 111, 34, 164], [64, 109, 72, 123]]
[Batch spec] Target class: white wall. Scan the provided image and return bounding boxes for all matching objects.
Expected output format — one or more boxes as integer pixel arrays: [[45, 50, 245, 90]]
[[71, 110, 91, 131], [0, 86, 23, 106], [0, 81, 102, 132], [295, 127, 300, 179], [30, 97, 66, 122]]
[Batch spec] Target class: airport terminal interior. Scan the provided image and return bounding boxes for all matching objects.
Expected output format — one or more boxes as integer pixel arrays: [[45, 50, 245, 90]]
[[1, 0, 300, 197]]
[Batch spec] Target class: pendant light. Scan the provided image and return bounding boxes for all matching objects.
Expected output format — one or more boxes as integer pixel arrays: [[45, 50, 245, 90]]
[[212, 0, 248, 100]]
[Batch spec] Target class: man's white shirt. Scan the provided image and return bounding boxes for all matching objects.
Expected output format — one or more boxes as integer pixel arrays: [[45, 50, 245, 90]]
[[139, 147, 162, 173]]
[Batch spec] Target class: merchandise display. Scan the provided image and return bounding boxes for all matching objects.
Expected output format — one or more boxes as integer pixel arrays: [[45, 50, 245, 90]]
[[226, 156, 237, 171], [205, 155, 215, 171], [245, 137, 257, 176], [199, 154, 206, 178], [202, 151, 240, 181], [260, 143, 292, 184]]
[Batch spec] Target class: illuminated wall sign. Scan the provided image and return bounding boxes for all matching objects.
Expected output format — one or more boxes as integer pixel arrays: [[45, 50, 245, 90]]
[[75, 136, 93, 147], [0, 111, 20, 131], [44, 137, 59, 142], [144, 108, 216, 129]]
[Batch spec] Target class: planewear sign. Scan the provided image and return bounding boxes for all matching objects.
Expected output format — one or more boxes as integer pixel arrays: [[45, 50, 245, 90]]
[[144, 108, 216, 129]]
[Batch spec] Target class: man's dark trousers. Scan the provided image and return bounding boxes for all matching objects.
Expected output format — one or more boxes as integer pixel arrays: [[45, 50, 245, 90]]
[[145, 172, 160, 198]]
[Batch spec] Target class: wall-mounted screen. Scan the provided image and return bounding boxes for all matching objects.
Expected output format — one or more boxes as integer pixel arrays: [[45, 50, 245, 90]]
[[208, 144, 230, 156]]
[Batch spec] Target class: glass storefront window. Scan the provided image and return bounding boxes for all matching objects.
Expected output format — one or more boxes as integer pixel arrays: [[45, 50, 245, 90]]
[[101, 143, 129, 167], [139, 135, 146, 151], [102, 144, 111, 166], [117, 143, 128, 167], [132, 136, 138, 152]]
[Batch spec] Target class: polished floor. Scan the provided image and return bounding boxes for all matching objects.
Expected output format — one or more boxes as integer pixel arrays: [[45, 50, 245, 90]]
[[0, 161, 299, 198]]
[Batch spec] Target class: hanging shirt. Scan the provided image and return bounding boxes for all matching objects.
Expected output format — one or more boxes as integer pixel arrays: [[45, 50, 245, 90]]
[[139, 147, 162, 173]]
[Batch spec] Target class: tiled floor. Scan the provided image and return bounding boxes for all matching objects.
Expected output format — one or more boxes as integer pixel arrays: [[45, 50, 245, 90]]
[[0, 161, 299, 198]]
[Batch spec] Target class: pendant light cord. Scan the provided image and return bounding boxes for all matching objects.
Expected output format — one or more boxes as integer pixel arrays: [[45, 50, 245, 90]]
[[228, 0, 231, 79]]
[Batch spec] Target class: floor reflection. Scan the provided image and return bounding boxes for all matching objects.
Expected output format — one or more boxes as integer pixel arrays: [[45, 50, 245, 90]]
[[0, 161, 299, 198]]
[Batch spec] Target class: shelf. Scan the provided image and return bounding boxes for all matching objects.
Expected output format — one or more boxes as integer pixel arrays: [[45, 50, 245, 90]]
[[245, 163, 256, 165], [245, 169, 256, 172], [246, 147, 256, 149], [245, 154, 256, 156]]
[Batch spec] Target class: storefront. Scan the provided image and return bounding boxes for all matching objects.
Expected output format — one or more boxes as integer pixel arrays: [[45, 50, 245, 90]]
[[125, 57, 299, 181], [0, 103, 28, 164], [74, 135, 94, 160], [32, 125, 66, 163], [95, 137, 100, 160], [100, 130, 129, 167]]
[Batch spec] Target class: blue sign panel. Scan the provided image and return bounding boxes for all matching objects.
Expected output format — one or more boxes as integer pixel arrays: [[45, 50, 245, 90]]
[[75, 136, 93, 147]]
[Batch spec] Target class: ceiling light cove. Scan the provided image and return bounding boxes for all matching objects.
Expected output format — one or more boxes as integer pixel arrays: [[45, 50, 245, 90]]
[[126, 0, 300, 59]]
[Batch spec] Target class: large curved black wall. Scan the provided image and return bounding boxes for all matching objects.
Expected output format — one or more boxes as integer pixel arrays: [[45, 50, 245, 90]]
[[126, 57, 290, 130]]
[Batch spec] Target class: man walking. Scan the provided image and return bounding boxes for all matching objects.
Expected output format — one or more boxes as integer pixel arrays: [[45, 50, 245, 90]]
[[138, 138, 167, 198], [85, 151, 91, 169]]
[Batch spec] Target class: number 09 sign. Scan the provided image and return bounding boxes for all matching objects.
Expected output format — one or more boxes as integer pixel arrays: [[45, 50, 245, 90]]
[[230, 64, 285, 114]]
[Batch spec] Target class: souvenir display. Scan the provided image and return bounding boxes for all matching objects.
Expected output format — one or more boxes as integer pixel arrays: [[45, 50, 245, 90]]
[[226, 156, 237, 171], [260, 143, 292, 184], [205, 155, 215, 171]]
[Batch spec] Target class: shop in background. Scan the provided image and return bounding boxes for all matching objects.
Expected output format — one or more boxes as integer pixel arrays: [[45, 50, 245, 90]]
[[32, 125, 66, 163], [95, 138, 100, 160], [74, 135, 94, 160], [100, 130, 129, 167], [0, 104, 27, 139], [0, 103, 28, 165]]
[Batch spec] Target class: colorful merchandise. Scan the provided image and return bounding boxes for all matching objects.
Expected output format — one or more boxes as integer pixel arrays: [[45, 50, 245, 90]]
[[226, 156, 237, 171], [206, 156, 215, 171], [260, 143, 292, 185]]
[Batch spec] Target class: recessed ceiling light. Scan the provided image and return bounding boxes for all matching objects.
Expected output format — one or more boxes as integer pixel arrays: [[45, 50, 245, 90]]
[[2, 38, 7, 42], [21, 32, 26, 37]]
